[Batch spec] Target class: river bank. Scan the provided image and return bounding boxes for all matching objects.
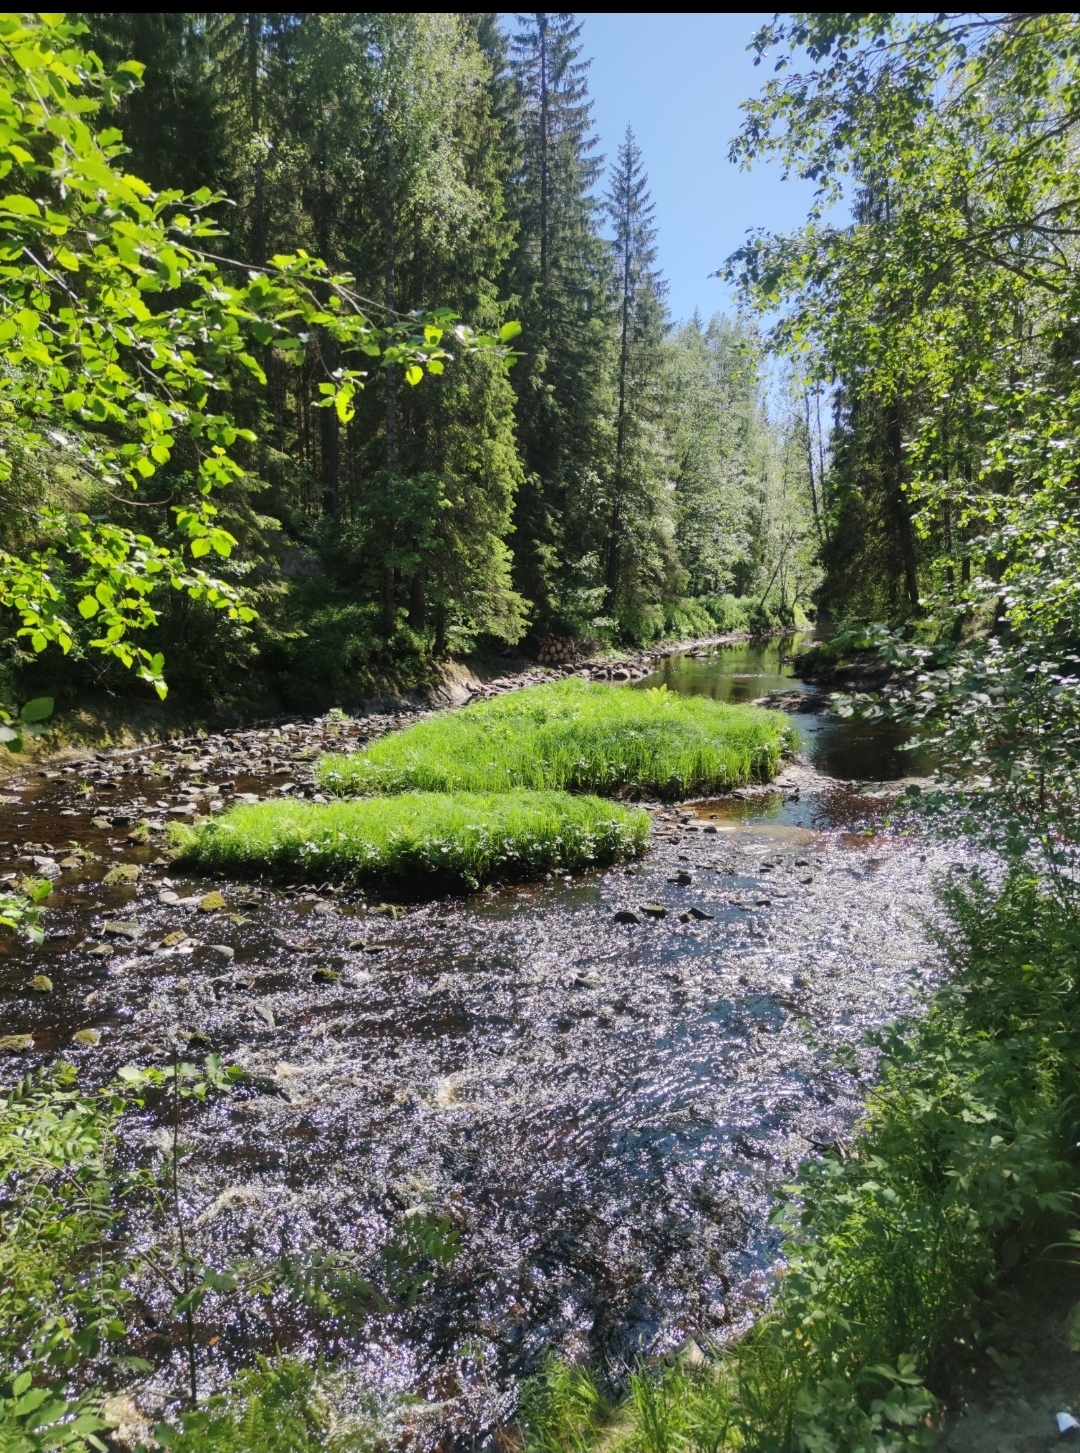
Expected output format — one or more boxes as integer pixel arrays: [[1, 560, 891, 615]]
[[1, 630, 771, 768]]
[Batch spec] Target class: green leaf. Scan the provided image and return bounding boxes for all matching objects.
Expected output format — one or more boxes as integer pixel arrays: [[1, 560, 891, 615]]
[[0, 192, 39, 216], [20, 696, 53, 722], [499, 320, 522, 342]]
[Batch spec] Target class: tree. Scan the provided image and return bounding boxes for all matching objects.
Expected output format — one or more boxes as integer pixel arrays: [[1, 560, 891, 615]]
[[600, 124, 678, 640], [0, 13, 501, 697], [505, 12, 612, 628], [733, 13, 1080, 867]]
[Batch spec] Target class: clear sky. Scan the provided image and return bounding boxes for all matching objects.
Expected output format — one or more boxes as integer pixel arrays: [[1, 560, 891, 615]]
[[577, 12, 825, 324]]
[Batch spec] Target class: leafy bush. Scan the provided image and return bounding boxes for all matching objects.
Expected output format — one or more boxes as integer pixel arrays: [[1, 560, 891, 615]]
[[317, 680, 791, 801], [697, 595, 752, 634], [170, 790, 649, 891], [0, 1067, 131, 1381], [520, 874, 1080, 1453], [662, 599, 721, 641]]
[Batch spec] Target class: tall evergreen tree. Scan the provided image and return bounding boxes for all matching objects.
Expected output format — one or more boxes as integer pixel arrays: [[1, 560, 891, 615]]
[[505, 13, 612, 627], [601, 125, 677, 638]]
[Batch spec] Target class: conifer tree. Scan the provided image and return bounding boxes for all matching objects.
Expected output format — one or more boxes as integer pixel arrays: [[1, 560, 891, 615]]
[[505, 12, 612, 627], [602, 125, 677, 638]]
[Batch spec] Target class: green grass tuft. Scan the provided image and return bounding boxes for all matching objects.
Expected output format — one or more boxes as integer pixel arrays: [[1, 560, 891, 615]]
[[169, 790, 649, 892], [317, 679, 791, 800]]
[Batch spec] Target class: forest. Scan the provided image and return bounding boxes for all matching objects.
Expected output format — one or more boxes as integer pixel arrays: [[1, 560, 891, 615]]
[[6, 12, 1080, 1453], [0, 11, 820, 718]]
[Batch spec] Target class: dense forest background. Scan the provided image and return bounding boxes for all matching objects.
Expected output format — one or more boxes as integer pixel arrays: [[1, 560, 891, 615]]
[[6, 11, 819, 715]]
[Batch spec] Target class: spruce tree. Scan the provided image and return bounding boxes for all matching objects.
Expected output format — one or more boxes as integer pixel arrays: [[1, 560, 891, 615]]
[[601, 125, 678, 638], [505, 12, 612, 629]]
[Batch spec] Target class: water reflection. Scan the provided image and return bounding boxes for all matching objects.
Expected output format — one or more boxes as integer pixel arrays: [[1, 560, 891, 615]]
[[642, 633, 932, 781]]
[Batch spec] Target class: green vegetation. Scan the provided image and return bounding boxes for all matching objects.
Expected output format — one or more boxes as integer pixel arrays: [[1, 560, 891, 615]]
[[0, 16, 506, 708], [318, 681, 790, 800], [523, 873, 1080, 1453], [170, 789, 649, 890], [728, 15, 1080, 861], [0, 1057, 463, 1450], [0, 13, 820, 726]]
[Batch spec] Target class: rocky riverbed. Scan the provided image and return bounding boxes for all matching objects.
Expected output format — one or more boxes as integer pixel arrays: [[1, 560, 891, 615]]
[[0, 640, 956, 1441]]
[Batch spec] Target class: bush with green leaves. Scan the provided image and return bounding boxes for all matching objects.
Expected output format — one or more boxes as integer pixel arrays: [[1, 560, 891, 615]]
[[0, 15, 509, 699]]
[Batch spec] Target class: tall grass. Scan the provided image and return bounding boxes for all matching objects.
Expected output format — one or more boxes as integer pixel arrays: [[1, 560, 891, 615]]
[[170, 791, 649, 891], [317, 680, 791, 800], [520, 874, 1080, 1453]]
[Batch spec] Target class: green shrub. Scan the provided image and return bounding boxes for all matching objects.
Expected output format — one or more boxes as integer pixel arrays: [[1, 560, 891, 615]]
[[317, 680, 791, 801], [170, 790, 649, 891], [696, 595, 752, 634], [0, 1067, 130, 1381], [520, 874, 1080, 1453]]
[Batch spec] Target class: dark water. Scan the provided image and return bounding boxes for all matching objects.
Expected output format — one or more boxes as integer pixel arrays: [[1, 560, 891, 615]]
[[644, 632, 933, 783], [0, 647, 954, 1438]]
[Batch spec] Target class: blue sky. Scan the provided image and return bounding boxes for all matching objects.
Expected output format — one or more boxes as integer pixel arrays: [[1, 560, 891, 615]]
[[577, 12, 825, 324]]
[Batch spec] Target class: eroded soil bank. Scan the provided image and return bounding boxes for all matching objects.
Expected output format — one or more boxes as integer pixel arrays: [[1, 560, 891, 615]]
[[0, 639, 959, 1442]]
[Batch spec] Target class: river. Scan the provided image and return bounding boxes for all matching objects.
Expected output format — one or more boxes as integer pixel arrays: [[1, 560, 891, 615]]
[[0, 635, 954, 1441]]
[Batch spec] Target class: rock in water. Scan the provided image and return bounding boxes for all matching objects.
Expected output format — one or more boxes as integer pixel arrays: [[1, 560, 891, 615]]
[[104, 864, 142, 885], [103, 919, 141, 939], [0, 1034, 34, 1052]]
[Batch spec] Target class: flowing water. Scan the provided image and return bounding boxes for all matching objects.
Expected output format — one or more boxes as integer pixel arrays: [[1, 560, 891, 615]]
[[0, 638, 955, 1441]]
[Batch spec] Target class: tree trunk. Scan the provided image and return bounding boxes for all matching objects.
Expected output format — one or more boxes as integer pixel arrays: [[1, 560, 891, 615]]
[[247, 13, 265, 264], [434, 600, 447, 657], [380, 128, 397, 637], [320, 332, 340, 519], [381, 566, 396, 636], [886, 403, 919, 610], [408, 569, 426, 632]]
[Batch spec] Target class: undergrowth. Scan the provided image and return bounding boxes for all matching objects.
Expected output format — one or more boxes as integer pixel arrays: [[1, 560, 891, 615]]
[[169, 790, 649, 890], [519, 873, 1080, 1453], [317, 680, 791, 800], [0, 1058, 460, 1450]]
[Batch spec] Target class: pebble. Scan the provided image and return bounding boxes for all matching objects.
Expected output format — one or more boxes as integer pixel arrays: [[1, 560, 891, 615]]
[[206, 944, 235, 962]]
